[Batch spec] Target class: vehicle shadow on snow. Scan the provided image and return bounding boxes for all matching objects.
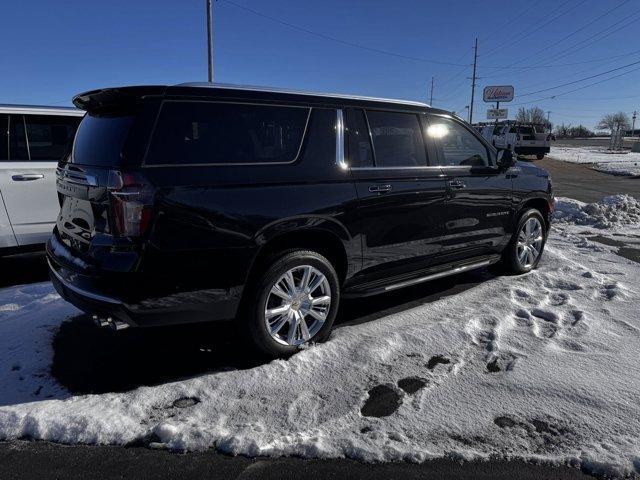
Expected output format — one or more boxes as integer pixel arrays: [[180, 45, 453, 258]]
[[51, 268, 497, 395]]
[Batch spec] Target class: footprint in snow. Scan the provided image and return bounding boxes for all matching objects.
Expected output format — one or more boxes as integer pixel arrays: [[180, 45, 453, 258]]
[[486, 352, 518, 373], [426, 355, 451, 370], [397, 377, 428, 394], [360, 385, 402, 418], [531, 308, 559, 323], [172, 396, 200, 408], [493, 415, 576, 448]]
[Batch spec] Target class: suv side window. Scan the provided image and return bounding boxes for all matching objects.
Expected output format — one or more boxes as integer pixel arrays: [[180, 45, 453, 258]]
[[146, 102, 310, 165], [366, 110, 427, 167], [0, 115, 7, 160], [8, 115, 29, 161], [345, 108, 373, 168], [427, 116, 490, 167], [24, 115, 81, 161]]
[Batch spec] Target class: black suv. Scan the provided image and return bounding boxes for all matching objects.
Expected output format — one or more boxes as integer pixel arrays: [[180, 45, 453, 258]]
[[48, 83, 553, 357]]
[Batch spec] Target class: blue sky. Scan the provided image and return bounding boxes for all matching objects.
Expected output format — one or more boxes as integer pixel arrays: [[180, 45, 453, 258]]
[[1, 0, 639, 129]]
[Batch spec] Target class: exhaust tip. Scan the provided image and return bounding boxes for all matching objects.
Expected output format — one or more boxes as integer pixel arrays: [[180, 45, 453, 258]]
[[92, 315, 130, 331]]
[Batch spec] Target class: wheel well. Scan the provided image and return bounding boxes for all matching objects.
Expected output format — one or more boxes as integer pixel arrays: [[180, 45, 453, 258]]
[[248, 229, 349, 286], [520, 198, 550, 226]]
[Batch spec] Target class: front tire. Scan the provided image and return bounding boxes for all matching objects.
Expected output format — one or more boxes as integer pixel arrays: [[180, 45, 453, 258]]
[[243, 250, 340, 357], [501, 209, 547, 274], [536, 153, 545, 160]]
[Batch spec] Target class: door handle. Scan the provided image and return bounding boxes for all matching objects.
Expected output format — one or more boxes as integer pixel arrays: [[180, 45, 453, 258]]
[[368, 184, 392, 193], [12, 174, 45, 181], [448, 180, 466, 189]]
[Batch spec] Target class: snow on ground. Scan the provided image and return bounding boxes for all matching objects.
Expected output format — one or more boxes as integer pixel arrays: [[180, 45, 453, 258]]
[[1, 196, 640, 477], [550, 146, 640, 177]]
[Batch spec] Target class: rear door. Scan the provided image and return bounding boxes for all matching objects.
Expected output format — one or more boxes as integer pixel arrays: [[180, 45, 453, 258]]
[[0, 113, 80, 245], [347, 107, 447, 283], [426, 114, 513, 263]]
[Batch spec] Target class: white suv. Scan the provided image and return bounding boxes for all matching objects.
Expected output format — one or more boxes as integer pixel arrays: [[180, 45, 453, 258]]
[[0, 105, 83, 254]]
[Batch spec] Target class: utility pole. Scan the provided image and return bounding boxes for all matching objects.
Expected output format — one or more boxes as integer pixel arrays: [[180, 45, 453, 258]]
[[633, 110, 638, 137], [468, 38, 478, 124], [547, 111, 552, 133], [207, 0, 214, 82], [429, 77, 434, 106]]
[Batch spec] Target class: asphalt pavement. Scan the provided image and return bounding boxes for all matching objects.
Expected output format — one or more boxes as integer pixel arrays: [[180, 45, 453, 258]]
[[539, 156, 639, 202], [2, 156, 634, 479]]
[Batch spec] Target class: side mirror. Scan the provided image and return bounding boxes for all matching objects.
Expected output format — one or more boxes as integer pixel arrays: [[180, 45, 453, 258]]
[[496, 148, 515, 168]]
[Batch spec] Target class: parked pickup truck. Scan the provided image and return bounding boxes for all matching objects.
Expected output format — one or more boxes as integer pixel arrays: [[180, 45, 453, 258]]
[[492, 124, 551, 160]]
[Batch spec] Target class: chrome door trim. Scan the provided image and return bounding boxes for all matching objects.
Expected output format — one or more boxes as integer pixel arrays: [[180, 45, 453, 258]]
[[384, 258, 495, 292]]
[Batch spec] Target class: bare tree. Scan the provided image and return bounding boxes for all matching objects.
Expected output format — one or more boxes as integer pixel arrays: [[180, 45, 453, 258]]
[[553, 123, 571, 138], [596, 112, 630, 134], [516, 106, 551, 130]]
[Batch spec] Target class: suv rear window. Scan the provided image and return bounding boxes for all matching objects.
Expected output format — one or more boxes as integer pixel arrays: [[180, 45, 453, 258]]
[[145, 102, 310, 166], [72, 114, 134, 166]]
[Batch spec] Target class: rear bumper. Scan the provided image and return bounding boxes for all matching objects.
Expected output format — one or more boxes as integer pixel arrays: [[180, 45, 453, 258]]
[[47, 238, 241, 327], [515, 146, 550, 155]]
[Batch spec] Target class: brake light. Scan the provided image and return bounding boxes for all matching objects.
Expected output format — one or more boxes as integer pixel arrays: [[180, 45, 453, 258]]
[[107, 170, 154, 237]]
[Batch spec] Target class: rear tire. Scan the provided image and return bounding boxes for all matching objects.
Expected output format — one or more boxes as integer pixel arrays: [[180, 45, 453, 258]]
[[500, 209, 547, 274], [242, 250, 340, 357], [536, 154, 545, 160]]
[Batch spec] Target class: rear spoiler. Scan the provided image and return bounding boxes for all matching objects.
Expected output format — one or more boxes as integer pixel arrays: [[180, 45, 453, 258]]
[[72, 86, 167, 114]]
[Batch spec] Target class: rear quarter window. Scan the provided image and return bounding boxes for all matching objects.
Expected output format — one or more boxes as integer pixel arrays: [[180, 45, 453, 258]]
[[145, 102, 310, 166]]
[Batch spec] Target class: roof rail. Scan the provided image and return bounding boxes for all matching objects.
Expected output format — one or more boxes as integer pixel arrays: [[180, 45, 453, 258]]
[[0, 103, 84, 116], [174, 82, 431, 108]]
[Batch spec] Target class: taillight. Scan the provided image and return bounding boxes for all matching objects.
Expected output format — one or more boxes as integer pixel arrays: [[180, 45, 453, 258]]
[[107, 170, 154, 237]]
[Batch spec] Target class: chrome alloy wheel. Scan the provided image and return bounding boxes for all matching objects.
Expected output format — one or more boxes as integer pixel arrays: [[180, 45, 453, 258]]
[[517, 217, 544, 269], [264, 265, 331, 346]]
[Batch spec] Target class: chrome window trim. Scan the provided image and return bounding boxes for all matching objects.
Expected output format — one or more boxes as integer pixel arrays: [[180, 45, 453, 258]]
[[335, 109, 346, 169], [142, 100, 312, 168]]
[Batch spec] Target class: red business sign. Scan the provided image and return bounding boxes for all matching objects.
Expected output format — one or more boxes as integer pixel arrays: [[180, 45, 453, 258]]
[[483, 85, 514, 102]]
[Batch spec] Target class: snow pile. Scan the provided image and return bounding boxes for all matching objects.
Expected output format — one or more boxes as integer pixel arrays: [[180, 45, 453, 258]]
[[550, 147, 640, 176], [1, 201, 640, 477], [554, 195, 640, 229]]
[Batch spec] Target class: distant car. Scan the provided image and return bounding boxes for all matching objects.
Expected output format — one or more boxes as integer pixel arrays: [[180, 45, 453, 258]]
[[48, 84, 554, 357], [493, 124, 551, 159], [0, 105, 83, 255]]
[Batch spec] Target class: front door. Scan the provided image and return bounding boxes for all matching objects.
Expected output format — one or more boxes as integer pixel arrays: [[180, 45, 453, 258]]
[[425, 114, 513, 263], [346, 108, 447, 283], [0, 114, 80, 245]]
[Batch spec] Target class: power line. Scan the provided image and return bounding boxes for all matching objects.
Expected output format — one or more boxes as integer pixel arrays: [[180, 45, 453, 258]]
[[507, 8, 640, 80], [510, 64, 640, 106], [481, 0, 580, 59], [517, 58, 640, 98], [481, 47, 640, 72], [477, 0, 546, 45], [221, 0, 470, 67], [482, 0, 631, 73]]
